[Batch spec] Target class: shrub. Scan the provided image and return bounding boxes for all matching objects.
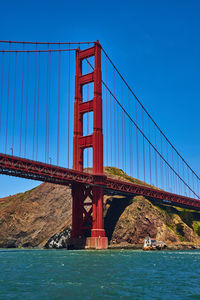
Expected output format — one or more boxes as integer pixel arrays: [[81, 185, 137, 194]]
[[176, 223, 184, 236], [180, 210, 193, 228], [196, 226, 200, 236]]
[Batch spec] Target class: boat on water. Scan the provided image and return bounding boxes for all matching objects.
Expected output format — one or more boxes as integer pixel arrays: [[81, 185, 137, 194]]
[[143, 236, 166, 251]]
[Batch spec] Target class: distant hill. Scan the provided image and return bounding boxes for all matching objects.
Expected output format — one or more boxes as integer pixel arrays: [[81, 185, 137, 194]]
[[1, 167, 200, 249]]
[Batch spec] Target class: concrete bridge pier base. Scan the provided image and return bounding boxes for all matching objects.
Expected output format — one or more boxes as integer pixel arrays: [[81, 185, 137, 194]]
[[86, 186, 108, 249], [85, 237, 108, 250]]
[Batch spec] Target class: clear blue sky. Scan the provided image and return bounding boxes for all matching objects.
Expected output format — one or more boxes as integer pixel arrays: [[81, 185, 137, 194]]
[[0, 0, 200, 197]]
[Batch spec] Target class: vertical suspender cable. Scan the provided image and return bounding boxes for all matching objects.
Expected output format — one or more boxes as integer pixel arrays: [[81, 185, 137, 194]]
[[166, 142, 169, 191], [117, 80, 120, 169], [192, 172, 195, 195], [148, 119, 151, 185], [114, 68, 116, 167], [121, 82, 124, 170], [170, 148, 172, 192], [48, 51, 51, 164], [123, 84, 126, 172], [36, 52, 40, 161], [172, 149, 175, 193], [128, 90, 132, 176], [110, 92, 112, 166], [45, 45, 51, 163], [142, 110, 145, 183], [177, 156, 180, 195], [160, 134, 163, 189], [5, 43, 11, 154], [57, 51, 61, 165], [12, 52, 17, 155], [0, 52, 4, 144], [19, 45, 25, 157], [174, 154, 177, 194], [112, 89, 115, 168], [182, 159, 185, 195], [24, 52, 29, 158], [187, 167, 190, 197], [135, 100, 139, 179], [45, 49, 49, 163], [124, 90, 126, 173], [155, 126, 157, 187], [184, 162, 187, 196], [68, 44, 71, 168], [33, 45, 37, 160], [166, 142, 170, 191]]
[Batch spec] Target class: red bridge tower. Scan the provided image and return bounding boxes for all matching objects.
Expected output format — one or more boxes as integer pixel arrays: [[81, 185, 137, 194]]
[[70, 41, 108, 249]]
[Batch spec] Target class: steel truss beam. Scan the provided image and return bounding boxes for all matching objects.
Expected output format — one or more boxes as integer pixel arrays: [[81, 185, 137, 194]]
[[0, 153, 200, 210], [0, 153, 93, 186]]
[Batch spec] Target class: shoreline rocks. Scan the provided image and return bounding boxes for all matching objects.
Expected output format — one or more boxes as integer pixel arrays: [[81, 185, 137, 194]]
[[44, 226, 72, 249]]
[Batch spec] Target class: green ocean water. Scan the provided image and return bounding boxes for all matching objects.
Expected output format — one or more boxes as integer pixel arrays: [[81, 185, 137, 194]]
[[0, 249, 200, 300]]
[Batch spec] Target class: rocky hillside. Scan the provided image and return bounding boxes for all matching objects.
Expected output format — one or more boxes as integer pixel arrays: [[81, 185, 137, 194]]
[[0, 184, 72, 248], [1, 167, 200, 249], [105, 195, 200, 249]]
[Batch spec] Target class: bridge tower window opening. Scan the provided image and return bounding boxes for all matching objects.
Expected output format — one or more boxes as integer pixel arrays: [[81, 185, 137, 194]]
[[82, 82, 94, 103], [83, 147, 93, 172], [83, 111, 93, 137], [81, 56, 94, 76]]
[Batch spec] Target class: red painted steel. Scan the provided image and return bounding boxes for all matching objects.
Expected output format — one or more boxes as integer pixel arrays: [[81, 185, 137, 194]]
[[79, 100, 93, 113], [79, 135, 93, 148], [0, 153, 94, 185], [72, 41, 106, 248], [79, 72, 94, 85], [0, 153, 200, 211]]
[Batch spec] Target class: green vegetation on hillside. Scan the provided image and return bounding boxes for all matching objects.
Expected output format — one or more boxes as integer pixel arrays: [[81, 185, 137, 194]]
[[105, 167, 158, 189], [155, 203, 200, 240]]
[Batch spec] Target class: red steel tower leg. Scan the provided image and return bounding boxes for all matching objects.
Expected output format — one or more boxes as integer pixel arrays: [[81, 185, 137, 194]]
[[71, 41, 108, 249]]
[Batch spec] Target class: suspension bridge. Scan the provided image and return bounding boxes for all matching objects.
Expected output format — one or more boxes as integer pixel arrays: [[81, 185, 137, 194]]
[[0, 40, 199, 249]]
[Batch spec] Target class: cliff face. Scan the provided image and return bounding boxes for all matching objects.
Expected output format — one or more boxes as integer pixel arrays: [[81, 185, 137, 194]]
[[0, 168, 200, 248]]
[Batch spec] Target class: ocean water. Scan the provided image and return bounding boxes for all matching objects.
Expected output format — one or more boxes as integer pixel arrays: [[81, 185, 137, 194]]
[[0, 249, 200, 300]]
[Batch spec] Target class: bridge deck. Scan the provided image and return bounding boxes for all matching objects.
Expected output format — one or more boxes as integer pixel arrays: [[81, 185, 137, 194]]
[[0, 153, 200, 210]]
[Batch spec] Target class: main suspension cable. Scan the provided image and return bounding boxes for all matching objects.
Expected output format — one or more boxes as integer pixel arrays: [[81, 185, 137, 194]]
[[86, 56, 199, 198], [101, 46, 200, 182], [0, 40, 95, 45]]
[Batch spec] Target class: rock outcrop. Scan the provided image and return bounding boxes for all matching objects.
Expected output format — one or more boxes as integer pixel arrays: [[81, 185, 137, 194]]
[[44, 226, 72, 249]]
